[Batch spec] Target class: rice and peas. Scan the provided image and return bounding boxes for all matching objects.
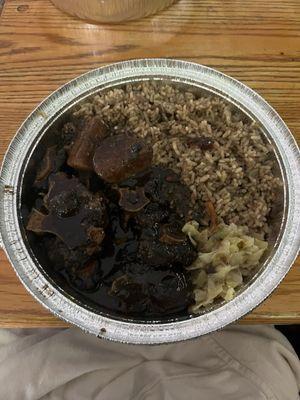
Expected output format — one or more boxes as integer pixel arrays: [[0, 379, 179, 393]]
[[73, 81, 282, 312]]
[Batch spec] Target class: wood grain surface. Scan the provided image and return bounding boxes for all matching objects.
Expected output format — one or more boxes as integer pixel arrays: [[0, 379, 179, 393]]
[[0, 0, 299, 327]]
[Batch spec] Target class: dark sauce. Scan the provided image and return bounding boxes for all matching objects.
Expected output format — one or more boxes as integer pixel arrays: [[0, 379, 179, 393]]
[[22, 119, 197, 320], [59, 201, 192, 317]]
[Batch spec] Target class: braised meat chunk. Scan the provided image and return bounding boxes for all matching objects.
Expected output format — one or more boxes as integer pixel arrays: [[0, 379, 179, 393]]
[[138, 237, 196, 268], [148, 270, 191, 313], [118, 187, 150, 213], [110, 275, 149, 314], [34, 146, 66, 186], [70, 260, 102, 292], [27, 172, 107, 252], [144, 167, 191, 218], [109, 269, 191, 315], [43, 236, 91, 273], [43, 237, 101, 292], [93, 134, 153, 183], [67, 116, 108, 171], [135, 202, 169, 226]]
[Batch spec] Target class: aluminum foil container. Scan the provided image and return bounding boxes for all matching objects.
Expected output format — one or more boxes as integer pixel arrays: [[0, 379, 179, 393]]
[[51, 0, 176, 23], [0, 59, 300, 344]]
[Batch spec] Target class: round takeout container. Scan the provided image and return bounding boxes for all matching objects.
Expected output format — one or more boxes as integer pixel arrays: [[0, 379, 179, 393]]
[[0, 59, 300, 344]]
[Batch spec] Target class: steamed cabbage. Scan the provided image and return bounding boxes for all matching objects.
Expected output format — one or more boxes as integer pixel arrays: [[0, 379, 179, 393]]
[[182, 222, 268, 313]]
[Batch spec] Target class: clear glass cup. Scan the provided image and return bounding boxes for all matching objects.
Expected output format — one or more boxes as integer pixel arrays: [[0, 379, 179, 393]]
[[51, 0, 177, 23]]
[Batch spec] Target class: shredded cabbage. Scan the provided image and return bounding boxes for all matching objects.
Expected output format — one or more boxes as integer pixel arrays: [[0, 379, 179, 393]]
[[182, 221, 268, 313]]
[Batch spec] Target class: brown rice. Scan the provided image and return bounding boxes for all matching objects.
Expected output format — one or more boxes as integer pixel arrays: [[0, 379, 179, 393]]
[[73, 81, 282, 235]]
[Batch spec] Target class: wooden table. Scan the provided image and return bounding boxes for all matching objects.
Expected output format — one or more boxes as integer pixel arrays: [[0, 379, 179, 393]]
[[0, 0, 299, 327]]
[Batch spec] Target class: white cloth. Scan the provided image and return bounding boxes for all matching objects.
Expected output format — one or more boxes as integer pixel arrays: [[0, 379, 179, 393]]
[[0, 325, 299, 400]]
